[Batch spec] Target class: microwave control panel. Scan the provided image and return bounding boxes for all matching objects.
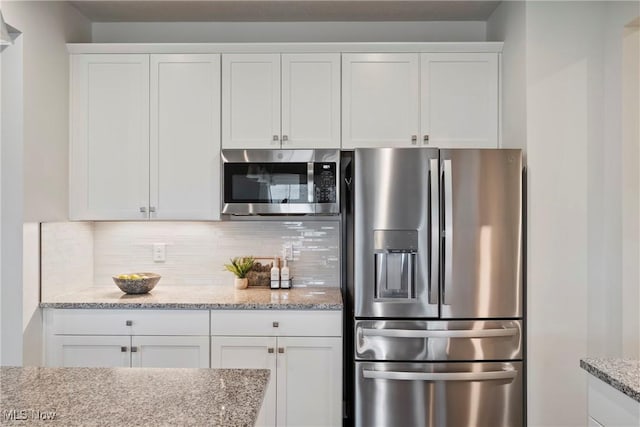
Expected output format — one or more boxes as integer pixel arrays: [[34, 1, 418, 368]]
[[314, 163, 337, 203]]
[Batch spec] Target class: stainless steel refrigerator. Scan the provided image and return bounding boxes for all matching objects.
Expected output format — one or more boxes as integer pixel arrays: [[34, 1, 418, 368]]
[[344, 148, 524, 427]]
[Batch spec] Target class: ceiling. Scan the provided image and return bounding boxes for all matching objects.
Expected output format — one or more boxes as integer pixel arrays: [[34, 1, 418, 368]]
[[69, 1, 502, 22]]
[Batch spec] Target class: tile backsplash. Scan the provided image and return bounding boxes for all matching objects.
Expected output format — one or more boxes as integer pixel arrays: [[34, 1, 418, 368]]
[[42, 220, 340, 298]]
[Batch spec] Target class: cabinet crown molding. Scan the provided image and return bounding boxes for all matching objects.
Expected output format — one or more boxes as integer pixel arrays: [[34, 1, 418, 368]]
[[67, 42, 504, 54]]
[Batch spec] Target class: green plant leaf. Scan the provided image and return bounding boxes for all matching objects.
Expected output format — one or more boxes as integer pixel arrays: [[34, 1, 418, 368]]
[[223, 256, 255, 278]]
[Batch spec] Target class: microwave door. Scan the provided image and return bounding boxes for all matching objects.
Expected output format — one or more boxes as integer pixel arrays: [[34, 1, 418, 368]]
[[353, 148, 439, 318], [440, 149, 523, 319]]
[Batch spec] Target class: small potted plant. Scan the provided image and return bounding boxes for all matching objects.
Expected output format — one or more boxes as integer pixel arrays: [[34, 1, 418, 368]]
[[224, 256, 255, 290]]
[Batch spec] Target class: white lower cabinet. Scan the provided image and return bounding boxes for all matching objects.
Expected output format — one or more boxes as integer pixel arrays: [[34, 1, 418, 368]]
[[45, 309, 210, 368], [275, 337, 342, 427], [52, 335, 131, 368], [588, 376, 640, 427], [131, 336, 209, 368], [45, 307, 343, 426], [212, 336, 278, 426], [211, 310, 343, 427]]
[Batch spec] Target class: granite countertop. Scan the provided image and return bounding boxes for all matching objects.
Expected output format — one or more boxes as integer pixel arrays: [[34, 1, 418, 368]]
[[580, 358, 640, 403], [0, 366, 269, 426], [39, 285, 343, 310]]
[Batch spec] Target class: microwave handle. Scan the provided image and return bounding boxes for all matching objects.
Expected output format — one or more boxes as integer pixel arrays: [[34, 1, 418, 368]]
[[307, 163, 314, 203]]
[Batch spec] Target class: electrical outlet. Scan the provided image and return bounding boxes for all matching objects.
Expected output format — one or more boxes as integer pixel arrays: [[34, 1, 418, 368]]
[[152, 243, 166, 262]]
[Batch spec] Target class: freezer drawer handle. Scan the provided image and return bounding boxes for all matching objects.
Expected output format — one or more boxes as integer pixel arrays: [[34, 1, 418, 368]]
[[362, 368, 517, 382], [361, 327, 518, 339]]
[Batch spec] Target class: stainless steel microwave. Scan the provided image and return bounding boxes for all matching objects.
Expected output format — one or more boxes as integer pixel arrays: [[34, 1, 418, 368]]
[[221, 149, 340, 215]]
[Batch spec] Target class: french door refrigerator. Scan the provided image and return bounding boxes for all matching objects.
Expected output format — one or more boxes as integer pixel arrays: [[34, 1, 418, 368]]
[[345, 148, 524, 427]]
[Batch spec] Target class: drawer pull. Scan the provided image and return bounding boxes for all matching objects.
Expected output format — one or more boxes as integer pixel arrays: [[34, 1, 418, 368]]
[[278, 347, 285, 354], [272, 321, 279, 328], [125, 320, 133, 326], [120, 346, 128, 353], [130, 346, 138, 353], [268, 348, 274, 354]]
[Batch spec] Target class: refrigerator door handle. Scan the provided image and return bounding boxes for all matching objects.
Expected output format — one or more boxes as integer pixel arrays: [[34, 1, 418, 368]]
[[442, 158, 453, 305], [361, 327, 518, 339], [429, 157, 439, 305], [362, 368, 517, 382]]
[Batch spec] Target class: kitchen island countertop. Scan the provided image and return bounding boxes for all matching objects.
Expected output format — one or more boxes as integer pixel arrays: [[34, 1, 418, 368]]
[[0, 366, 269, 426], [580, 358, 640, 403], [39, 285, 342, 310]]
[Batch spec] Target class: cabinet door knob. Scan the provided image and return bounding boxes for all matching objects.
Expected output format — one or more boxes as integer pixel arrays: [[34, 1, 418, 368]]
[[278, 347, 285, 354], [282, 135, 289, 143], [411, 135, 417, 145], [272, 135, 280, 143], [130, 346, 138, 353], [268, 347, 274, 353], [126, 320, 133, 326], [423, 135, 430, 144], [120, 346, 128, 353], [272, 321, 279, 328], [149, 206, 156, 213], [139, 207, 147, 213]]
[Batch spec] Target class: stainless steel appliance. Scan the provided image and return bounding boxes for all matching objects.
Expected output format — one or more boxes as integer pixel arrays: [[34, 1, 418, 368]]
[[221, 149, 340, 215], [345, 148, 524, 427]]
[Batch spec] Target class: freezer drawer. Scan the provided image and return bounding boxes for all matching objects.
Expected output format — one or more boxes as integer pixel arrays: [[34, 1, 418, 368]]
[[355, 361, 523, 427], [355, 319, 522, 361]]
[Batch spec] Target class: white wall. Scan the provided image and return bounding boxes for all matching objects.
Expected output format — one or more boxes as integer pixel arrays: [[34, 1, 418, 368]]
[[522, 1, 638, 426], [92, 21, 487, 43], [0, 30, 24, 366], [0, 1, 91, 366], [2, 1, 91, 222], [487, 1, 527, 151], [22, 222, 41, 366], [621, 18, 640, 358]]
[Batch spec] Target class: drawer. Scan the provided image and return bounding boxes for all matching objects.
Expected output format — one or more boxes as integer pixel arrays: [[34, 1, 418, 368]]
[[211, 310, 342, 337], [47, 309, 210, 336]]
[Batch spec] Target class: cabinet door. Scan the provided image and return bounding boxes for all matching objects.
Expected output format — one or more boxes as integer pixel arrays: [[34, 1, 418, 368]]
[[281, 54, 340, 149], [212, 336, 277, 427], [69, 54, 150, 220], [276, 337, 342, 427], [222, 54, 281, 149], [342, 53, 420, 149], [149, 54, 221, 220], [131, 336, 209, 368], [420, 53, 499, 148], [49, 335, 130, 367]]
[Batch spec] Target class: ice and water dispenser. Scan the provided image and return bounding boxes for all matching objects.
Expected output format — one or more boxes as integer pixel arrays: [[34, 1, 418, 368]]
[[373, 230, 418, 300]]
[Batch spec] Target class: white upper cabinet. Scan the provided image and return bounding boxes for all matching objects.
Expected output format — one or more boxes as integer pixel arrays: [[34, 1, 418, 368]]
[[150, 54, 221, 220], [222, 53, 340, 149], [281, 53, 340, 149], [222, 54, 281, 149], [342, 53, 421, 149], [70, 53, 221, 220], [70, 54, 150, 220], [420, 53, 499, 148], [342, 52, 500, 149]]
